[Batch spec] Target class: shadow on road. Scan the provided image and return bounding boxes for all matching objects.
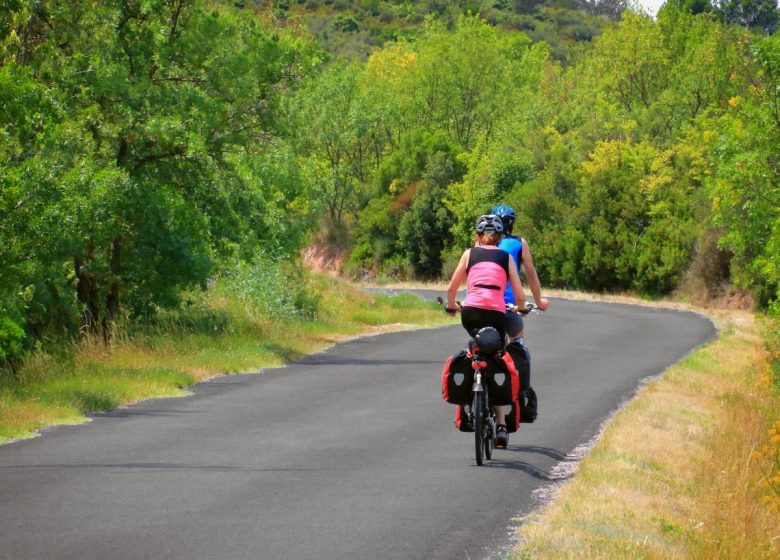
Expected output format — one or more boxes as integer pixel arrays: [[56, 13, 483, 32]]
[[479, 445, 569, 480], [508, 445, 568, 461], [480, 460, 552, 480]]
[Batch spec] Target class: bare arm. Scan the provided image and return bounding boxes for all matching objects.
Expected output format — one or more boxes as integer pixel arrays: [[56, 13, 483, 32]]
[[520, 238, 549, 311], [507, 259, 526, 309], [447, 250, 470, 311]]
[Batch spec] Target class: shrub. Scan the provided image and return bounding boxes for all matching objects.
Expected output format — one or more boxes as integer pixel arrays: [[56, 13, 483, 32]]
[[223, 254, 321, 321], [333, 15, 359, 32], [0, 314, 26, 373]]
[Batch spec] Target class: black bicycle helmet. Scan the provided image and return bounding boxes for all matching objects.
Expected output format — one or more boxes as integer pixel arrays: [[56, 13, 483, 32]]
[[473, 326, 502, 355], [491, 204, 515, 231], [475, 214, 504, 235]]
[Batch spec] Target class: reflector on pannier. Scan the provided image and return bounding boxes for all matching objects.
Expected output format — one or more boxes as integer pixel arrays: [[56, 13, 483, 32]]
[[483, 353, 519, 406]]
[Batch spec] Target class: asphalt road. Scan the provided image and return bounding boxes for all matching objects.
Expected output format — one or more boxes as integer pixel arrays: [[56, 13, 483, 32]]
[[0, 294, 715, 560]]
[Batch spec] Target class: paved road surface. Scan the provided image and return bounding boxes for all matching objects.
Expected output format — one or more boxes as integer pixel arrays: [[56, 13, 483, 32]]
[[0, 294, 715, 560]]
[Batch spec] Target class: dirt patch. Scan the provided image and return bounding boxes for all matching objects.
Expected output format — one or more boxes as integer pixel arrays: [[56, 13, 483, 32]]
[[301, 245, 346, 276]]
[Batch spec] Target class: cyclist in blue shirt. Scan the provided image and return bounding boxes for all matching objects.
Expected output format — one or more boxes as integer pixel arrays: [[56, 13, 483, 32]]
[[492, 204, 549, 434], [492, 204, 549, 341]]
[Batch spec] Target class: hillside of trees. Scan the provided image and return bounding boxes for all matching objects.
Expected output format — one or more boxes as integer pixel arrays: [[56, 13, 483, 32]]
[[243, 0, 625, 63], [1, 0, 779, 370]]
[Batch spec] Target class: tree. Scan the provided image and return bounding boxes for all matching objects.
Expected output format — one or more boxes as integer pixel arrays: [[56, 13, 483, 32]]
[[716, 0, 779, 33], [709, 33, 780, 306], [398, 152, 463, 278], [293, 61, 389, 242], [0, 0, 312, 340], [405, 15, 517, 149], [585, 11, 670, 115]]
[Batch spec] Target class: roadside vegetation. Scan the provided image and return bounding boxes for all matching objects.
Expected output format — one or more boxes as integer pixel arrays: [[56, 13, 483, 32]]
[[0, 274, 445, 444], [511, 306, 780, 559]]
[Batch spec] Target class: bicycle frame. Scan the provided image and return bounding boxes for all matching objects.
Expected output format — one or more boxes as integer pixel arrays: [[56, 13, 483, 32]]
[[471, 362, 496, 465]]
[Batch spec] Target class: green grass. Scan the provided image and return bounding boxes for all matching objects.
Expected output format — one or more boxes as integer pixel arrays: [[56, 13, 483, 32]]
[[0, 275, 448, 444]]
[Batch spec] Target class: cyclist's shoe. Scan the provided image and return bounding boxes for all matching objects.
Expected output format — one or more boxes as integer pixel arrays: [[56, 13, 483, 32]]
[[495, 425, 508, 448]]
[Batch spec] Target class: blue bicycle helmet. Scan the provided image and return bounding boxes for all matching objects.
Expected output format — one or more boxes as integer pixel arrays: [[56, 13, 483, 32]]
[[475, 214, 504, 235], [491, 204, 515, 231]]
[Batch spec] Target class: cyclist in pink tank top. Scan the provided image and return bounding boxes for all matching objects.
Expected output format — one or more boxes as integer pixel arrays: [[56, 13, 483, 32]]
[[445, 215, 526, 443], [446, 214, 526, 338]]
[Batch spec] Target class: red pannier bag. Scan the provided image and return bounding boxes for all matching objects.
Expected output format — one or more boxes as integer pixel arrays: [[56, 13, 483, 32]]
[[441, 350, 474, 405], [454, 403, 474, 432], [483, 353, 519, 406]]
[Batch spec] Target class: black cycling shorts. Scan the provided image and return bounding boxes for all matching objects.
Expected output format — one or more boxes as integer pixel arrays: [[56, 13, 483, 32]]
[[505, 311, 525, 338], [461, 306, 507, 341]]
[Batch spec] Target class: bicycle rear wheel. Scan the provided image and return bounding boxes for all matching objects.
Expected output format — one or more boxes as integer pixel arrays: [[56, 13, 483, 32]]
[[484, 418, 493, 460], [473, 392, 484, 466]]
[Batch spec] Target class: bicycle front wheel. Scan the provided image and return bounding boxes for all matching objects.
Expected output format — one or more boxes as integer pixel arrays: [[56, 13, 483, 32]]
[[473, 392, 484, 466]]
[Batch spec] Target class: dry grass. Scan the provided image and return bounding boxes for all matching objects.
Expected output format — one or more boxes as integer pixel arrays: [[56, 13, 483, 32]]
[[512, 310, 780, 559]]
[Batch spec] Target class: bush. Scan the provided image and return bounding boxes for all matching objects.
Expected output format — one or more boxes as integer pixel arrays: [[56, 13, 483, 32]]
[[0, 314, 26, 372], [333, 15, 359, 32], [378, 254, 412, 280], [224, 254, 321, 321]]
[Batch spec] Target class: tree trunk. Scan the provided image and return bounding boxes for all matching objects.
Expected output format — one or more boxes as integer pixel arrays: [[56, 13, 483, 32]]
[[74, 249, 100, 335], [102, 236, 122, 342]]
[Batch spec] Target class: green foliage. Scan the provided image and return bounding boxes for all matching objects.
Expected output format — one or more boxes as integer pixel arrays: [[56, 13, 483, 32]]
[[0, 314, 26, 369], [373, 129, 459, 195], [291, 61, 387, 236], [348, 129, 463, 277], [717, 0, 779, 33], [709, 33, 780, 306], [223, 254, 321, 321], [398, 152, 462, 278], [0, 0, 316, 341]]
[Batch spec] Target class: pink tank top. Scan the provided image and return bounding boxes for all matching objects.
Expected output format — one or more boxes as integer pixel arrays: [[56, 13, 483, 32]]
[[463, 246, 509, 312]]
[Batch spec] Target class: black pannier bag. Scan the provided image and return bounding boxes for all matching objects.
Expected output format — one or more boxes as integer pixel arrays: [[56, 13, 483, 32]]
[[483, 353, 519, 407], [454, 403, 474, 432], [505, 341, 530, 395], [505, 341, 537, 422], [441, 351, 474, 405], [520, 387, 538, 423]]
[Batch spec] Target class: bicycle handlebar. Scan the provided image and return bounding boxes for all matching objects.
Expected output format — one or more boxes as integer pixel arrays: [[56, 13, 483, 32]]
[[516, 302, 539, 315], [436, 296, 539, 316], [436, 296, 460, 314]]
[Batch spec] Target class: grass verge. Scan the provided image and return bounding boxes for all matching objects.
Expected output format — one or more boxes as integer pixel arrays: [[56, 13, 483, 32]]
[[511, 308, 780, 559], [0, 275, 447, 444]]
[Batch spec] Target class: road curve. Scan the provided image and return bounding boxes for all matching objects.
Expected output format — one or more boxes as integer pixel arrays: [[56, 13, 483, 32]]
[[0, 295, 715, 560]]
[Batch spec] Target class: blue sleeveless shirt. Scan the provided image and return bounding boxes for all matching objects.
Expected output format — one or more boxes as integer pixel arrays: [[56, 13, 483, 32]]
[[497, 235, 522, 305]]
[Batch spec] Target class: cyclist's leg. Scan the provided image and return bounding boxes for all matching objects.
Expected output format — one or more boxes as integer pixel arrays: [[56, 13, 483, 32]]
[[494, 404, 505, 425], [505, 310, 525, 342]]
